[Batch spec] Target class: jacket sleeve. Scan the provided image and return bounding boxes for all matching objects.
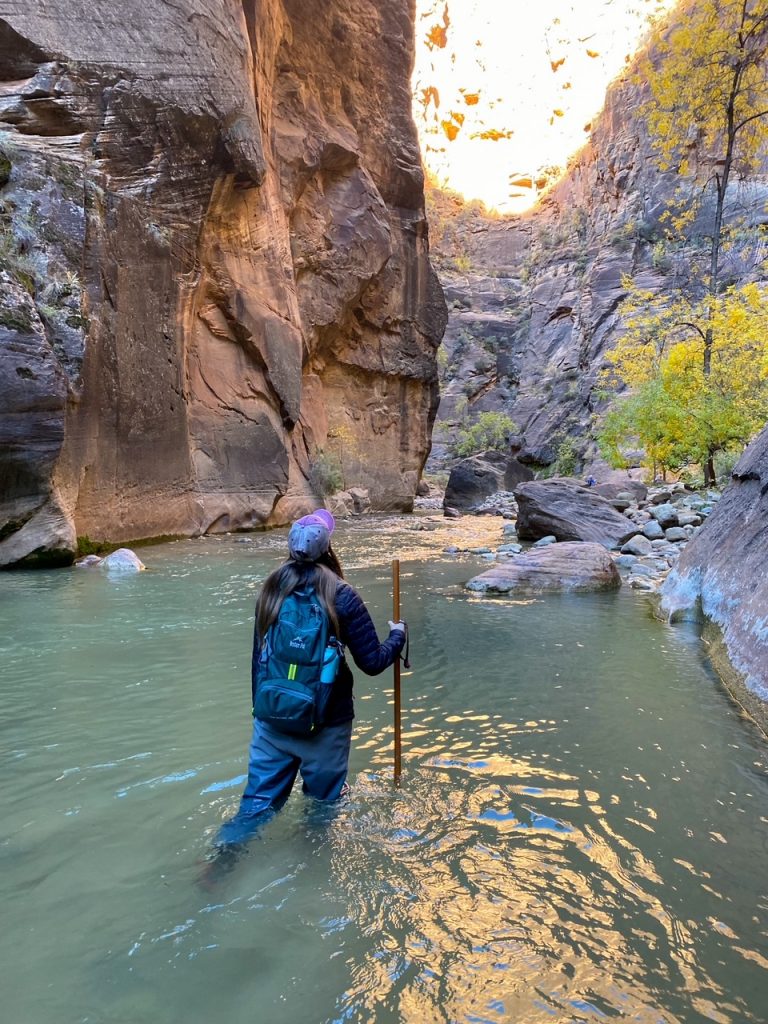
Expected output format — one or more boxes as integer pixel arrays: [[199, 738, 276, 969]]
[[335, 582, 405, 676]]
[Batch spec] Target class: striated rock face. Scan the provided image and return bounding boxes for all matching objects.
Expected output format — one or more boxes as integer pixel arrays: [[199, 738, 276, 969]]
[[466, 541, 621, 594], [430, 74, 767, 474], [515, 479, 638, 548], [660, 429, 768, 712], [0, 1, 446, 567]]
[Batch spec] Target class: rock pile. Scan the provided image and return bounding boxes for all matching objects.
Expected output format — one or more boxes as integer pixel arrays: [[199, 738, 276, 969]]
[[451, 477, 720, 595]]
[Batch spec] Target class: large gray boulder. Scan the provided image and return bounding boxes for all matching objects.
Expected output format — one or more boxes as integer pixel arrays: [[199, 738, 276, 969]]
[[503, 456, 535, 489], [514, 479, 639, 548], [466, 541, 621, 594], [594, 479, 648, 503], [444, 453, 506, 511], [659, 430, 768, 726]]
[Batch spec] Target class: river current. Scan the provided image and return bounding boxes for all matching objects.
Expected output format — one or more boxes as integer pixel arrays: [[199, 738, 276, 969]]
[[2, 516, 767, 1024]]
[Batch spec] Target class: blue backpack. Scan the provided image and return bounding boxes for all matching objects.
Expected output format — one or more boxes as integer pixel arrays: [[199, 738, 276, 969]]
[[252, 586, 342, 736]]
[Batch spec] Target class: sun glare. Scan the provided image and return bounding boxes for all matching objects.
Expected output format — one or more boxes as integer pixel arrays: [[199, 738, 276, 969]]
[[414, 0, 678, 214]]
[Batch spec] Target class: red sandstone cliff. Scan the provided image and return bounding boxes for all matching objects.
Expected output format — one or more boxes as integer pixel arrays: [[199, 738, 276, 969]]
[[0, 1, 447, 567]]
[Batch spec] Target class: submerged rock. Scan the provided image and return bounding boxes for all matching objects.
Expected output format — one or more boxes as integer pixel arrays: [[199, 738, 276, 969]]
[[75, 554, 103, 568], [466, 541, 621, 594], [101, 549, 145, 573]]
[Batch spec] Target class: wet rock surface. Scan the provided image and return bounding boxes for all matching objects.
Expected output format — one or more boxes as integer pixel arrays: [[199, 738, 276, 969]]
[[660, 430, 768, 716], [466, 541, 621, 594]]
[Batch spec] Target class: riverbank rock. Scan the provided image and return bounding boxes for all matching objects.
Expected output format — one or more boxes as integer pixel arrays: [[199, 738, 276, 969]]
[[593, 475, 648, 504], [443, 453, 507, 511], [514, 480, 639, 548], [466, 541, 621, 594], [659, 431, 768, 725]]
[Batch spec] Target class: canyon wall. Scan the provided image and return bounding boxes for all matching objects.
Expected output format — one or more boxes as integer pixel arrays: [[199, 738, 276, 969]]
[[431, 76, 767, 471], [659, 428, 768, 727], [0, 0, 446, 567], [429, 72, 768, 707]]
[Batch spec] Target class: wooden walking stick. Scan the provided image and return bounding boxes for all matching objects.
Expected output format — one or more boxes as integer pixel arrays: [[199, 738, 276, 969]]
[[392, 558, 402, 787]]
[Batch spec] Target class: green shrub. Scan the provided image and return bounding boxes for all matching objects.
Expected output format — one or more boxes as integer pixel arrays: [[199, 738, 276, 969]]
[[453, 411, 518, 458], [713, 449, 739, 483], [553, 436, 580, 476], [308, 450, 343, 496]]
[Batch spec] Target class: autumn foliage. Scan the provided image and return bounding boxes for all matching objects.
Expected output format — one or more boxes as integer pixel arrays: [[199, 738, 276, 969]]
[[598, 0, 768, 483]]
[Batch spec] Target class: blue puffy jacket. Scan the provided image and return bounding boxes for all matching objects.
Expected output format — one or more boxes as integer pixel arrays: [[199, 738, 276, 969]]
[[326, 581, 406, 724]]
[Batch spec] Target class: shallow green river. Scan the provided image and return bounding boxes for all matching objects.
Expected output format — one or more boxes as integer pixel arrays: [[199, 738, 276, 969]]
[[2, 516, 767, 1024]]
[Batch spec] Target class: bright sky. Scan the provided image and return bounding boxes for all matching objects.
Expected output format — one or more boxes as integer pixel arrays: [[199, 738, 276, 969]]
[[413, 0, 677, 212]]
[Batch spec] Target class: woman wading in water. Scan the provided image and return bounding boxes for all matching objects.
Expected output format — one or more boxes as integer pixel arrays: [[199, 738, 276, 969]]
[[210, 510, 406, 863]]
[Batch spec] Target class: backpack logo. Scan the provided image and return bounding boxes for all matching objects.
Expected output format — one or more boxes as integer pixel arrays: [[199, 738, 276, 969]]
[[289, 635, 307, 649]]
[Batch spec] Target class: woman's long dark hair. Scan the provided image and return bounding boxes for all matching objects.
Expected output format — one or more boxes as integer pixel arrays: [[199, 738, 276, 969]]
[[255, 544, 344, 645]]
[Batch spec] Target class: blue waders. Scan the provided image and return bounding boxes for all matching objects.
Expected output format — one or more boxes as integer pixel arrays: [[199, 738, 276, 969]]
[[215, 719, 353, 847]]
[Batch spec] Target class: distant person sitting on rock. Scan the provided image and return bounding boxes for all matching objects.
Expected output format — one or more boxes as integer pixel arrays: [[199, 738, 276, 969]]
[[203, 509, 406, 881], [585, 475, 596, 487]]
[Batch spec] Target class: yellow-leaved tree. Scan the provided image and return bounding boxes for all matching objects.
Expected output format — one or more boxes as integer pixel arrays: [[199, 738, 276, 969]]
[[599, 0, 768, 484]]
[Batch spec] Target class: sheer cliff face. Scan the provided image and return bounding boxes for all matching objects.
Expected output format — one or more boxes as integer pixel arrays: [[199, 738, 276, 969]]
[[433, 76, 766, 468], [0, 1, 446, 566], [430, 76, 667, 465]]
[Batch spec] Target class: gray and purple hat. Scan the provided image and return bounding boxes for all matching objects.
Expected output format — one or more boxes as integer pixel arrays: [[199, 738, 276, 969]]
[[288, 509, 336, 562]]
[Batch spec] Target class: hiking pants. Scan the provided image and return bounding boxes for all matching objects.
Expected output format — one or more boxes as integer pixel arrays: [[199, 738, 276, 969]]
[[215, 718, 353, 846]]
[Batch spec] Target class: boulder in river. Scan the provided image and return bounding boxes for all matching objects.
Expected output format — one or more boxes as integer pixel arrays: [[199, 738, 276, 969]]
[[503, 457, 535, 489], [642, 520, 665, 540], [514, 479, 639, 548], [649, 503, 679, 528], [444, 453, 507, 511], [593, 478, 648, 503], [101, 548, 145, 573], [664, 526, 688, 543], [466, 541, 621, 594]]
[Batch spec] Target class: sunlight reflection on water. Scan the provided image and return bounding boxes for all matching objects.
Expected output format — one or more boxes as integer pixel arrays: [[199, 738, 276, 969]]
[[1, 518, 767, 1023]]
